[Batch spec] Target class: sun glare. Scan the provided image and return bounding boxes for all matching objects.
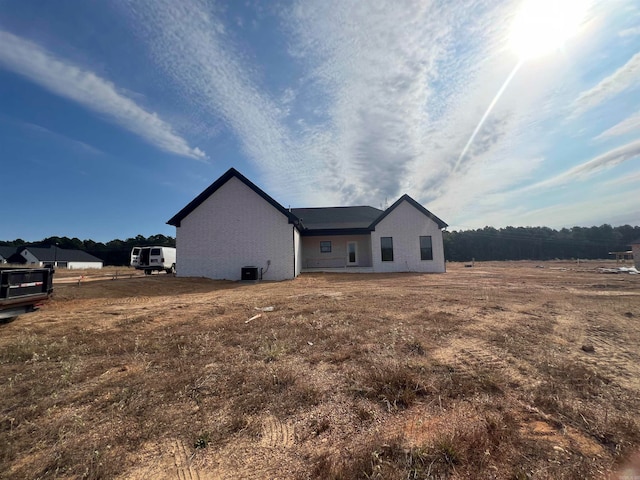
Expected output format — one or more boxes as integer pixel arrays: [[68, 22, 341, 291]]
[[510, 0, 588, 59]]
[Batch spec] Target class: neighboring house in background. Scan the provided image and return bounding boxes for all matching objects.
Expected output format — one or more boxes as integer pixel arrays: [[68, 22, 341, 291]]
[[631, 238, 640, 270], [0, 246, 17, 263], [17, 246, 103, 269], [167, 168, 447, 281]]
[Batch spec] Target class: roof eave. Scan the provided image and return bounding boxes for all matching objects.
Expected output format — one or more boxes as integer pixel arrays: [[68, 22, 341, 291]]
[[300, 228, 373, 237]]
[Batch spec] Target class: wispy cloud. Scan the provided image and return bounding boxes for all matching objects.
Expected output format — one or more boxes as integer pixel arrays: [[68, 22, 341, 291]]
[[619, 27, 640, 37], [19, 121, 105, 156], [286, 0, 534, 206], [521, 139, 640, 191], [571, 52, 640, 117], [0, 29, 206, 160], [123, 0, 314, 200], [513, 189, 640, 228], [595, 112, 640, 140]]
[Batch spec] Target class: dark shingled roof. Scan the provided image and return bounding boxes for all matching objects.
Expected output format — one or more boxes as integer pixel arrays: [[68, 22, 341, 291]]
[[630, 238, 640, 245], [291, 206, 383, 230], [20, 246, 103, 263], [167, 168, 448, 234], [0, 246, 17, 260]]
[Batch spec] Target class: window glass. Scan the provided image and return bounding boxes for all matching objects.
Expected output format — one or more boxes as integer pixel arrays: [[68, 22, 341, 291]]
[[381, 237, 394, 261], [420, 236, 433, 260], [150, 248, 161, 255], [320, 241, 332, 253]]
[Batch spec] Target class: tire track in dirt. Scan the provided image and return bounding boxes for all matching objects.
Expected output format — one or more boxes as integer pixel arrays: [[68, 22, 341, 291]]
[[173, 439, 200, 480], [105, 296, 153, 306], [581, 325, 640, 390], [260, 415, 295, 447], [433, 339, 532, 389]]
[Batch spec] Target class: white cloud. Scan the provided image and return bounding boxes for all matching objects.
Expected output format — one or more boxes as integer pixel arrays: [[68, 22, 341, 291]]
[[115, 0, 635, 230], [18, 121, 105, 156], [286, 0, 538, 205], [521, 139, 640, 191], [619, 27, 640, 37], [571, 52, 640, 117], [513, 189, 640, 228], [603, 170, 640, 187], [0, 29, 206, 160], [124, 0, 317, 201], [595, 112, 640, 140]]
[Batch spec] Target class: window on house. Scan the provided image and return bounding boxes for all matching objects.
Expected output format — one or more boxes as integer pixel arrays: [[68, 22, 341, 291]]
[[320, 241, 332, 253], [381, 237, 394, 261], [420, 236, 433, 260]]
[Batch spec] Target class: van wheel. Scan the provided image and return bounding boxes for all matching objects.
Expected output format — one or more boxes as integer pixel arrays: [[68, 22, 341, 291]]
[[144, 270, 151, 275], [166, 264, 176, 275]]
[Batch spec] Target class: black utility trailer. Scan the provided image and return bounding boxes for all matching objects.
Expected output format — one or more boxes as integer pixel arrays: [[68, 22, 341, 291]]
[[0, 267, 54, 321]]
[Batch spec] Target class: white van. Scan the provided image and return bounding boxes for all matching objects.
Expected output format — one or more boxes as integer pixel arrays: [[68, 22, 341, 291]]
[[130, 247, 141, 267], [130, 246, 176, 274]]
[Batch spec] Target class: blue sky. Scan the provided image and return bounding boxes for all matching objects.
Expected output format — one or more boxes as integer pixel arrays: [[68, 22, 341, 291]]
[[0, 0, 638, 242]]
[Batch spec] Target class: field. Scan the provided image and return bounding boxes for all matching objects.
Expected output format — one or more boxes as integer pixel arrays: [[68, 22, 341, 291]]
[[2, 261, 640, 479]]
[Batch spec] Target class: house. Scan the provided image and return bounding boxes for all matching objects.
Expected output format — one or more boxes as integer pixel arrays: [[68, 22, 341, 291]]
[[0, 246, 17, 264], [631, 238, 640, 270], [167, 168, 447, 281], [16, 246, 103, 269]]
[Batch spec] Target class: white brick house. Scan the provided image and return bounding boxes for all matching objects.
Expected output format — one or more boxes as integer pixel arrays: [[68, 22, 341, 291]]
[[167, 168, 447, 280], [631, 238, 640, 270]]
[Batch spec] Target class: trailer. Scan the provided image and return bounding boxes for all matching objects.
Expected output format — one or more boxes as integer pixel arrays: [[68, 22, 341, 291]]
[[0, 267, 54, 321], [130, 246, 176, 274]]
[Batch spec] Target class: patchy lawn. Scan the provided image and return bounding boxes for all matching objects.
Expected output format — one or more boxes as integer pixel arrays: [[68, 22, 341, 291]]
[[2, 261, 639, 479]]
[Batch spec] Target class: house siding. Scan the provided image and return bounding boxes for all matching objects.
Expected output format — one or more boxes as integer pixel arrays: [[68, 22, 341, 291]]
[[294, 228, 302, 277], [633, 244, 640, 270], [300, 235, 372, 268], [67, 262, 103, 269], [176, 176, 295, 281], [371, 200, 445, 273]]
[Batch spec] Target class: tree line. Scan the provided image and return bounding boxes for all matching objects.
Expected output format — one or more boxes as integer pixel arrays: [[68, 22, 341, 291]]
[[443, 224, 640, 262], [2, 224, 638, 265]]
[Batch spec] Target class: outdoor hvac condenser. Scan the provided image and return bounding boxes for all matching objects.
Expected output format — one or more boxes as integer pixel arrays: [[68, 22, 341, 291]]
[[241, 266, 259, 281]]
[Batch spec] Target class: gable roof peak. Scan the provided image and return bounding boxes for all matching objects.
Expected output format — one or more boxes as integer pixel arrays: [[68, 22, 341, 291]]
[[369, 194, 448, 230], [167, 167, 298, 227]]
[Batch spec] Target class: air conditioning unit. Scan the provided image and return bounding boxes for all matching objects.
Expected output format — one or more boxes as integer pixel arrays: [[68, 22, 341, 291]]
[[241, 266, 259, 281]]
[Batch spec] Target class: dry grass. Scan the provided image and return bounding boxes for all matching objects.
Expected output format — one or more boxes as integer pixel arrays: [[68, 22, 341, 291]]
[[1, 260, 639, 479]]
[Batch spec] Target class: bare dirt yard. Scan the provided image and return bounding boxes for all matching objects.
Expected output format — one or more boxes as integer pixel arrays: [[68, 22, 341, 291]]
[[2, 261, 640, 479]]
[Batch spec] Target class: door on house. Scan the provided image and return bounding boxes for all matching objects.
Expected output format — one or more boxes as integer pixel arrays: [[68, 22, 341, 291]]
[[347, 241, 357, 266]]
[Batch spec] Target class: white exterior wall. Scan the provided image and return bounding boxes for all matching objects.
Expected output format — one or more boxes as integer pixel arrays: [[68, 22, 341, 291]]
[[371, 201, 445, 273], [294, 228, 302, 277], [176, 177, 296, 281], [300, 235, 372, 268], [633, 244, 640, 270], [68, 262, 103, 269], [20, 249, 40, 265]]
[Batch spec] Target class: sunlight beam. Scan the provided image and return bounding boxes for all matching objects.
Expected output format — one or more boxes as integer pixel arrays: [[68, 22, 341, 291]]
[[452, 60, 523, 174]]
